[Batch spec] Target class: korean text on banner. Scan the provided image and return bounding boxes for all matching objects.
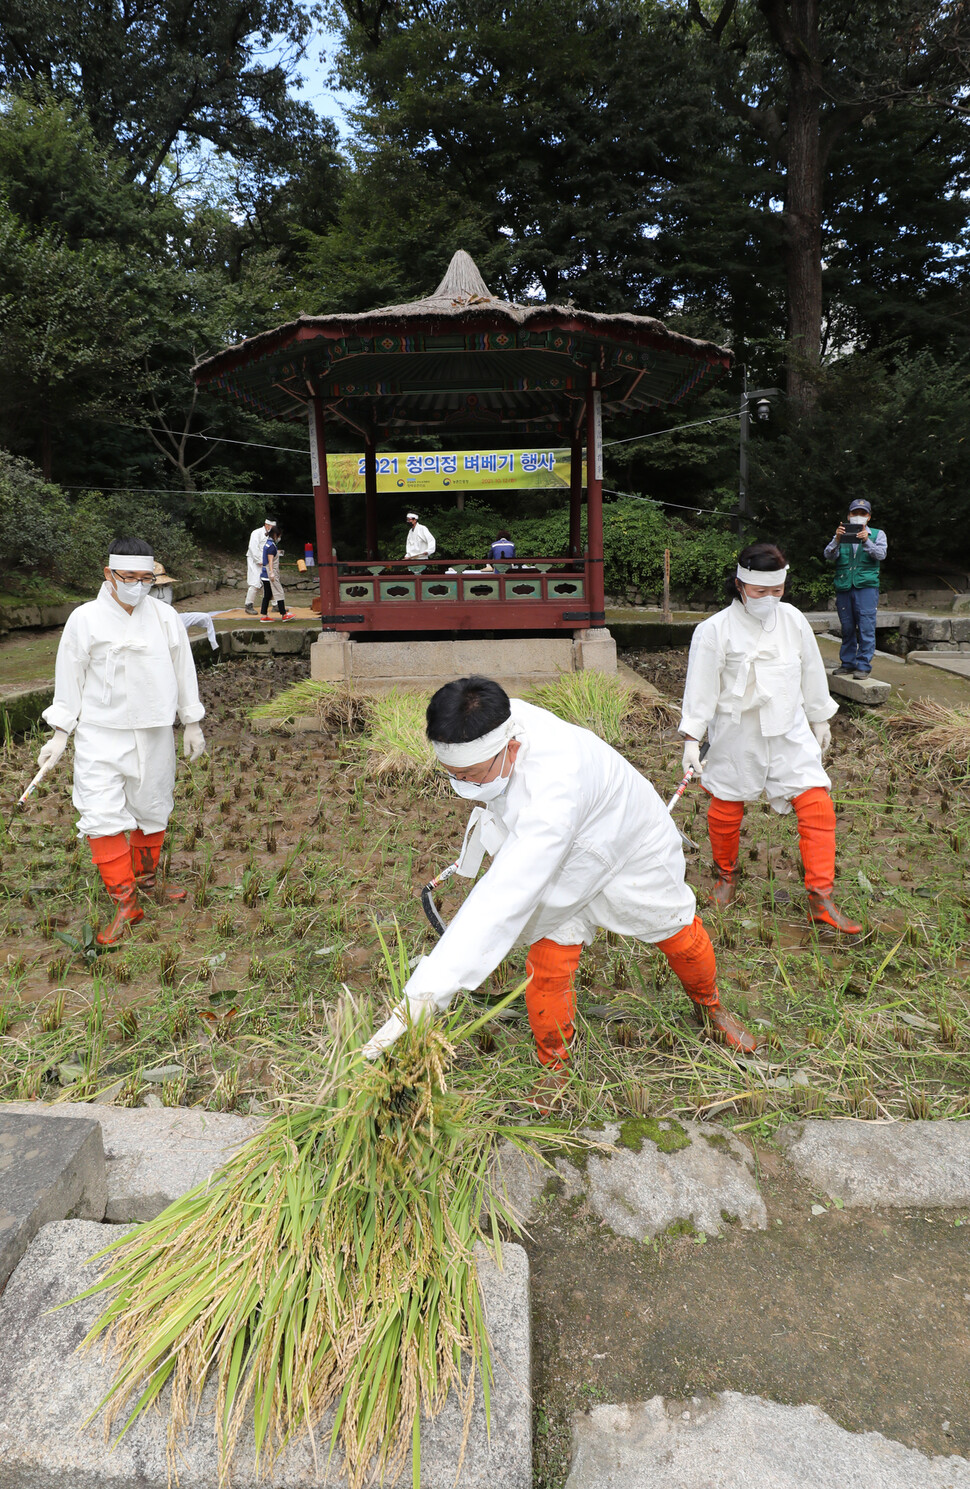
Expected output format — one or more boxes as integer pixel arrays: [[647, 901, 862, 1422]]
[[325, 447, 587, 495]]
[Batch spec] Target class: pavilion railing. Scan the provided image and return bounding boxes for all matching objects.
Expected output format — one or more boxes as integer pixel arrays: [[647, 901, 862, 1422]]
[[335, 556, 586, 608]]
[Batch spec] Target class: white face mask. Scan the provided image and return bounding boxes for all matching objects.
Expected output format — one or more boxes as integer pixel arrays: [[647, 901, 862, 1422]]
[[111, 576, 153, 606], [744, 593, 781, 627], [448, 745, 513, 801]]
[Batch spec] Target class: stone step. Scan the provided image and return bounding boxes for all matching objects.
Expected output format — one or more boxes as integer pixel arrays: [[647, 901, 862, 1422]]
[[825, 667, 892, 705], [0, 1112, 106, 1290], [565, 1392, 970, 1488], [0, 1220, 531, 1489], [905, 651, 970, 678], [777, 1119, 970, 1209], [0, 1103, 265, 1223]]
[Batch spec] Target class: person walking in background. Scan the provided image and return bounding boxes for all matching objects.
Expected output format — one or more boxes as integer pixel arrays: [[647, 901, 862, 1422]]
[[489, 529, 515, 565], [404, 512, 436, 568], [36, 537, 205, 943], [679, 542, 860, 935], [260, 526, 294, 622], [245, 518, 275, 615], [824, 499, 887, 679]]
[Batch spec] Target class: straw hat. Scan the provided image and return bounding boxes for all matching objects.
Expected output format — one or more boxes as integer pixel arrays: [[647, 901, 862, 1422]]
[[153, 560, 176, 585]]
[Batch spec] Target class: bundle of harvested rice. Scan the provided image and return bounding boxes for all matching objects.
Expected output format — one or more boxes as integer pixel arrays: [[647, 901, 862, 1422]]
[[884, 699, 970, 773], [527, 670, 671, 745], [360, 689, 439, 784], [75, 940, 549, 1488], [248, 679, 368, 734]]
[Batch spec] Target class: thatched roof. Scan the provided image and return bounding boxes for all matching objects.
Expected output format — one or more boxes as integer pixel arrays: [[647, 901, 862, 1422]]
[[193, 250, 732, 436]]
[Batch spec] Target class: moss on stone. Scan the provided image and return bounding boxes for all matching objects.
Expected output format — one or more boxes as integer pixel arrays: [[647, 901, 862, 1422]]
[[617, 1116, 691, 1154]]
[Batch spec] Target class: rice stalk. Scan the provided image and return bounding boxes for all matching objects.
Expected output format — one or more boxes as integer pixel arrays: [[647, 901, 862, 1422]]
[[360, 690, 440, 784], [249, 680, 368, 734], [73, 937, 555, 1489], [526, 671, 636, 745], [884, 700, 970, 775]]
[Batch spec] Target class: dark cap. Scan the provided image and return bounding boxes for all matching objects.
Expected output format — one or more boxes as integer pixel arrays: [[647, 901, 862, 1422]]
[[848, 499, 871, 515]]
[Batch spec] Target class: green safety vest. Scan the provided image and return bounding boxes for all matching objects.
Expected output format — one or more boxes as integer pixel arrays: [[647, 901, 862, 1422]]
[[834, 530, 883, 591]]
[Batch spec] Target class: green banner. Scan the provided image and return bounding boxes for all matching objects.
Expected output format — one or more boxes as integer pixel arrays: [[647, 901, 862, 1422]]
[[326, 446, 585, 494]]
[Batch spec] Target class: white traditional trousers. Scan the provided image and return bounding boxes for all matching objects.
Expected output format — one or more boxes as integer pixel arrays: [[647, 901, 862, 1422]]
[[73, 723, 176, 838]]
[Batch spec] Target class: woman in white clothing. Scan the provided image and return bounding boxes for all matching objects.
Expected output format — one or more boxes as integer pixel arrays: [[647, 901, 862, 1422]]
[[679, 542, 860, 934], [36, 537, 206, 943]]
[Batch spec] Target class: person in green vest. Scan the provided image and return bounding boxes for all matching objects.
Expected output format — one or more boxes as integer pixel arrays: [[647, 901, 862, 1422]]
[[824, 500, 887, 679]]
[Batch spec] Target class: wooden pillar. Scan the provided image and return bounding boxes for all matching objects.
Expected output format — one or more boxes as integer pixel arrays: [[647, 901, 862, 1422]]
[[364, 431, 378, 561], [309, 396, 338, 622], [585, 378, 605, 625], [569, 435, 583, 558]]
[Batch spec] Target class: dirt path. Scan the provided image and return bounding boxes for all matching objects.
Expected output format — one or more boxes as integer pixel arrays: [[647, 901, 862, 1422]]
[[528, 1153, 970, 1487]]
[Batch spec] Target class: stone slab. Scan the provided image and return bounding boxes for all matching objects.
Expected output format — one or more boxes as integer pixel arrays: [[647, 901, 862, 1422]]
[[564, 1392, 970, 1489], [777, 1118, 970, 1208], [0, 1104, 266, 1223], [496, 1119, 766, 1239], [0, 1115, 106, 1291], [906, 651, 970, 678], [349, 636, 575, 681], [0, 1220, 531, 1489], [825, 670, 891, 705]]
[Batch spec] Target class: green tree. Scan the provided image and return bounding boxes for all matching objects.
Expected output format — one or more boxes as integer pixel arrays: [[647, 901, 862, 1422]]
[[0, 199, 150, 477], [0, 0, 323, 188], [684, 0, 970, 405]]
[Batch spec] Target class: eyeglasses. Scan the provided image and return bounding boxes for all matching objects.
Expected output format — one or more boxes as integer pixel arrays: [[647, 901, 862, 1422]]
[[112, 571, 155, 585], [444, 747, 505, 784]]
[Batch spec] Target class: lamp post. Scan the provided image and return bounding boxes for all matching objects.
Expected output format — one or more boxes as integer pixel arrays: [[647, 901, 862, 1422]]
[[737, 368, 780, 538]]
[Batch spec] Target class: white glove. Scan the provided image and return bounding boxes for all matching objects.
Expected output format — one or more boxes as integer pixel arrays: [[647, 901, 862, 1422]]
[[37, 729, 68, 770], [182, 722, 206, 761], [681, 740, 704, 776], [811, 720, 832, 754], [362, 994, 437, 1061]]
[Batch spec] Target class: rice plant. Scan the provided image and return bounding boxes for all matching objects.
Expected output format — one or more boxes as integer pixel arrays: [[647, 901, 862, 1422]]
[[360, 689, 440, 784], [884, 699, 970, 777], [526, 670, 637, 745], [248, 680, 368, 734], [74, 936, 554, 1489]]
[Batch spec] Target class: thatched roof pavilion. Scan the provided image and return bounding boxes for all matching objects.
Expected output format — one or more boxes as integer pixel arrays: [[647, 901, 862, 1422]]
[[193, 251, 732, 634]]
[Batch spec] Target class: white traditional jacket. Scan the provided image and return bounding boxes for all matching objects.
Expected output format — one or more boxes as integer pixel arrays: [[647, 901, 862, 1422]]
[[43, 586, 205, 734], [680, 599, 837, 743], [402, 699, 693, 1011], [405, 523, 436, 559], [247, 526, 269, 585]]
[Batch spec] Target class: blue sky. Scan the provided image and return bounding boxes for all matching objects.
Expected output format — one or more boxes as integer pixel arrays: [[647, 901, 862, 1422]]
[[287, 23, 358, 136]]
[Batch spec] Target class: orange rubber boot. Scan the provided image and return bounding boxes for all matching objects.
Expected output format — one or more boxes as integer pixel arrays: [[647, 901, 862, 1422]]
[[89, 834, 144, 944], [130, 828, 186, 902], [656, 915, 758, 1054], [793, 787, 861, 934], [706, 795, 745, 907], [525, 938, 583, 1069]]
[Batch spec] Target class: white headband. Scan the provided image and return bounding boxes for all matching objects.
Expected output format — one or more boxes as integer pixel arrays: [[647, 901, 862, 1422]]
[[264, 518, 276, 525], [109, 554, 154, 570], [737, 563, 789, 586], [407, 512, 419, 520], [432, 714, 517, 769]]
